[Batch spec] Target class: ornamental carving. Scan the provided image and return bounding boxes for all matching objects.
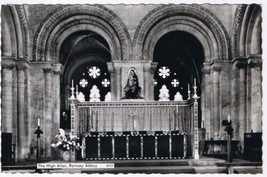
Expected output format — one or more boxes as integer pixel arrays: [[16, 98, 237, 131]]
[[33, 5, 131, 62], [133, 4, 231, 61], [15, 5, 30, 60], [232, 5, 247, 58]]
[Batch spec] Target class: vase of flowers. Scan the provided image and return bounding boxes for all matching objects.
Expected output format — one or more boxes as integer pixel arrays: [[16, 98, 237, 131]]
[[51, 129, 81, 161]]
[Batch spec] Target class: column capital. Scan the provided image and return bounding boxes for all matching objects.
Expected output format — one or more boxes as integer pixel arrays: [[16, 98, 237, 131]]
[[248, 55, 262, 68], [211, 65, 221, 72], [201, 64, 211, 74], [2, 57, 16, 69], [43, 67, 53, 74], [52, 64, 64, 75], [107, 62, 115, 73], [2, 63, 16, 70], [232, 57, 247, 69], [150, 62, 158, 74]]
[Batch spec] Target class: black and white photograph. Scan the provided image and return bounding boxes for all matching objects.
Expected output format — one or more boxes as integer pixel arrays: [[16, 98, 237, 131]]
[[0, 0, 265, 175]]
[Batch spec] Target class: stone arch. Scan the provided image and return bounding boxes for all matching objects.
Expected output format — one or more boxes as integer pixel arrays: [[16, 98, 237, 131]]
[[15, 5, 30, 60], [232, 4, 247, 58], [133, 4, 231, 61], [232, 4, 261, 57], [1, 6, 28, 59], [33, 5, 132, 62]]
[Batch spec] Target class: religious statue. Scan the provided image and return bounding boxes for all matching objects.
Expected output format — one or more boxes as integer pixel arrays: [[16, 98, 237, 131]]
[[174, 91, 183, 101], [77, 92, 85, 102], [89, 85, 100, 102], [122, 67, 143, 99], [105, 92, 111, 102], [159, 85, 170, 101]]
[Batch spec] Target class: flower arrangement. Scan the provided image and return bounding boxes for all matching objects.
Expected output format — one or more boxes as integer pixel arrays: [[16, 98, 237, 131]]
[[51, 129, 81, 151]]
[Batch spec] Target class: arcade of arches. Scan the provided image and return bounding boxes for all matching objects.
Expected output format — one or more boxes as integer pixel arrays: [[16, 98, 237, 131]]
[[1, 4, 262, 161]]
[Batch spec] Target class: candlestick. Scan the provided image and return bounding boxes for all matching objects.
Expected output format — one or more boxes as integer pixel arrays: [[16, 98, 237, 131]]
[[38, 118, 40, 127], [187, 84, 191, 100]]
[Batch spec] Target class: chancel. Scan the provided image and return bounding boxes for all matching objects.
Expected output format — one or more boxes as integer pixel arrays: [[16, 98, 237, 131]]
[[1, 3, 262, 173]]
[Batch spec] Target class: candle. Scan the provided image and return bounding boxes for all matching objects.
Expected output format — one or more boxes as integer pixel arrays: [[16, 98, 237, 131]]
[[72, 80, 74, 88], [188, 84, 190, 91], [227, 115, 231, 123], [38, 117, 40, 127], [194, 78, 196, 87], [76, 84, 78, 92]]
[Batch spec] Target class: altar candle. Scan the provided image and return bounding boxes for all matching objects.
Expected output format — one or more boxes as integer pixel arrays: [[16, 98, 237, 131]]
[[76, 84, 78, 92], [72, 80, 74, 88], [38, 118, 40, 127], [227, 115, 231, 123], [188, 84, 190, 91], [194, 78, 196, 87]]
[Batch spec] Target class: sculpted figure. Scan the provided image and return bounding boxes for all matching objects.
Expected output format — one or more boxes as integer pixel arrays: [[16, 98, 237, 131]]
[[123, 68, 143, 99]]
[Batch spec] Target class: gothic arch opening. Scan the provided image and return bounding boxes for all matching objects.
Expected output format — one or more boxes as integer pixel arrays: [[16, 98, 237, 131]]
[[153, 31, 204, 101]]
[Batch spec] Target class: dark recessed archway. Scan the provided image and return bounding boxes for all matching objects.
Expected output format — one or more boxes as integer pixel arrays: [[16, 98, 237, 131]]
[[153, 31, 204, 100], [60, 31, 111, 129]]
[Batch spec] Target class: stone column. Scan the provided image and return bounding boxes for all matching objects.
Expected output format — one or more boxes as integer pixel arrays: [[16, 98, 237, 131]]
[[107, 62, 116, 101], [211, 64, 221, 140], [16, 61, 29, 160], [235, 58, 247, 144], [150, 62, 158, 100], [248, 56, 262, 132], [201, 63, 211, 139], [1, 61, 15, 133], [43, 67, 53, 158], [114, 66, 122, 101], [52, 64, 63, 139]]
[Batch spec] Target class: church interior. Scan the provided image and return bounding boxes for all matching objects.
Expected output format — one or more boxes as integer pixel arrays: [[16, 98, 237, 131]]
[[1, 4, 262, 173]]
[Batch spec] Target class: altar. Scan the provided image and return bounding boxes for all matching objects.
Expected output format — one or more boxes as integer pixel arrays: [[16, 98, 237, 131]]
[[69, 98, 200, 159]]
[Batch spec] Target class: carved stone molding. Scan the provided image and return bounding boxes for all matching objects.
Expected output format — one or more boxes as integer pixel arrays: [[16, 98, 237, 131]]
[[16, 5, 30, 60], [232, 5, 247, 58], [133, 4, 231, 60], [33, 5, 131, 61]]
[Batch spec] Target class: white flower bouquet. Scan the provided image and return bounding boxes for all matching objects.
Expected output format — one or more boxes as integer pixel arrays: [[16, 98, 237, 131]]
[[51, 129, 81, 151]]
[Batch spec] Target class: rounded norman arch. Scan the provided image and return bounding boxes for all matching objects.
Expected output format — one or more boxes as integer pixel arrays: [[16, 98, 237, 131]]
[[32, 5, 132, 62], [1, 6, 29, 59], [133, 4, 231, 61]]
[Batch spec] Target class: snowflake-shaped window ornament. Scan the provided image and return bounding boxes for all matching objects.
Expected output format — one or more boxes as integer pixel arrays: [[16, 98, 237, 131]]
[[158, 66, 170, 79], [101, 78, 110, 87], [79, 79, 88, 88], [88, 66, 101, 78], [171, 79, 179, 87]]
